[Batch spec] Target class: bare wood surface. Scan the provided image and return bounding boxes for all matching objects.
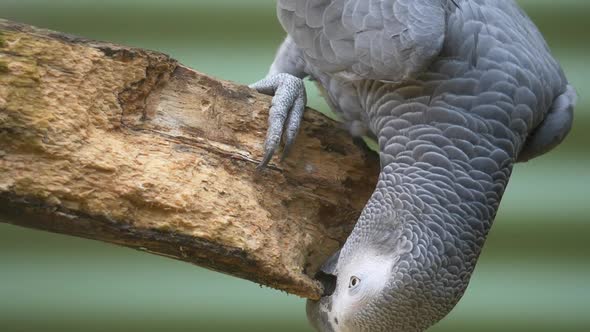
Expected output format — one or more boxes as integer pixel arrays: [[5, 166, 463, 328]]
[[0, 19, 379, 299]]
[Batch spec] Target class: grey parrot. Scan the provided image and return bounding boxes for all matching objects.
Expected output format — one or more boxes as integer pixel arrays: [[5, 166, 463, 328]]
[[249, 0, 576, 331]]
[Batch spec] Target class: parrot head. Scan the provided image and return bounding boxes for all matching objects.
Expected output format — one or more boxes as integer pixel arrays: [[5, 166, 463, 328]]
[[306, 221, 469, 332]]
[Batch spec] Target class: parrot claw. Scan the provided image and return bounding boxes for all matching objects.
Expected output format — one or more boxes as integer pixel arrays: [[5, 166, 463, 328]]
[[249, 73, 307, 169]]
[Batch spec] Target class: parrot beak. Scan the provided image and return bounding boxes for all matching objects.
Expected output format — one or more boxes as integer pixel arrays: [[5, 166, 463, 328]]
[[306, 250, 339, 331], [316, 270, 337, 297], [315, 248, 341, 296]]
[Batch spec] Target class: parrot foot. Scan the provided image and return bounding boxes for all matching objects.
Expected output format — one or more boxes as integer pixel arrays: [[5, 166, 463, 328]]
[[249, 73, 307, 169]]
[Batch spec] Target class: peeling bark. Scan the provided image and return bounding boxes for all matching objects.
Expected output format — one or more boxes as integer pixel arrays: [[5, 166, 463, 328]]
[[0, 19, 379, 299]]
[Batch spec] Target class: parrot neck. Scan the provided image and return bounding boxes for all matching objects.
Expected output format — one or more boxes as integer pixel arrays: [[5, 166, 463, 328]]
[[342, 114, 516, 303], [343, 153, 513, 311], [351, 78, 519, 261]]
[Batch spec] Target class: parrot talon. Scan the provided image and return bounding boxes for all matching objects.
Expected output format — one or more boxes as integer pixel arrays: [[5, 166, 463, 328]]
[[280, 145, 292, 162], [256, 147, 276, 171], [250, 73, 307, 169]]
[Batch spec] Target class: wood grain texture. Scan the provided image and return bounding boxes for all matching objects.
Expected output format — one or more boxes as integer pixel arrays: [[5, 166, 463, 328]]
[[0, 19, 379, 299]]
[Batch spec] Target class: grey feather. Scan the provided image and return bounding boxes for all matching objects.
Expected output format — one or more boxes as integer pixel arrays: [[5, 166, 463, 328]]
[[254, 0, 576, 331]]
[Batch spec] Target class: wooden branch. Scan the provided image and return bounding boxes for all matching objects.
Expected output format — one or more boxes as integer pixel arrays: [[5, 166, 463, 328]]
[[0, 19, 379, 299]]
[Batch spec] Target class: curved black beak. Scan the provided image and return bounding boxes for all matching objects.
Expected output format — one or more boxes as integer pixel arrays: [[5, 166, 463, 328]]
[[315, 270, 337, 297], [314, 248, 341, 297]]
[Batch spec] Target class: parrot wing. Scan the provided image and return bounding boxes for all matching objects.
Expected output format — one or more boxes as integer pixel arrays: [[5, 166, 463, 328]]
[[279, 0, 448, 82]]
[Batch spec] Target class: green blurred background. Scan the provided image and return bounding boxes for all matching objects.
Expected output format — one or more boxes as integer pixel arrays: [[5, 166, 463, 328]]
[[0, 1, 588, 331]]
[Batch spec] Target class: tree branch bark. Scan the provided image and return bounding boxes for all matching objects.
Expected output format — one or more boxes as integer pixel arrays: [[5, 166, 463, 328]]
[[0, 19, 379, 299]]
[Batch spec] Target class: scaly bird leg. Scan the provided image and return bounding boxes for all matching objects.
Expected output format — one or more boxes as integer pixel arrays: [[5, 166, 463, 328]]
[[250, 73, 307, 169]]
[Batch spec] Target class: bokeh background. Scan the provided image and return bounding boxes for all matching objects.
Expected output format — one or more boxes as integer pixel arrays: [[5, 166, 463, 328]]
[[0, 1, 588, 331]]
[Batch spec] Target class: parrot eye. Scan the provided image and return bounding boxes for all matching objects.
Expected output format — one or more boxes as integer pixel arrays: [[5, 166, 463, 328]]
[[349, 276, 361, 288]]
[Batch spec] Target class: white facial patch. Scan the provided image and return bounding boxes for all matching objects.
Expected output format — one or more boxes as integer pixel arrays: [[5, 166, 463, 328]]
[[331, 251, 395, 326]]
